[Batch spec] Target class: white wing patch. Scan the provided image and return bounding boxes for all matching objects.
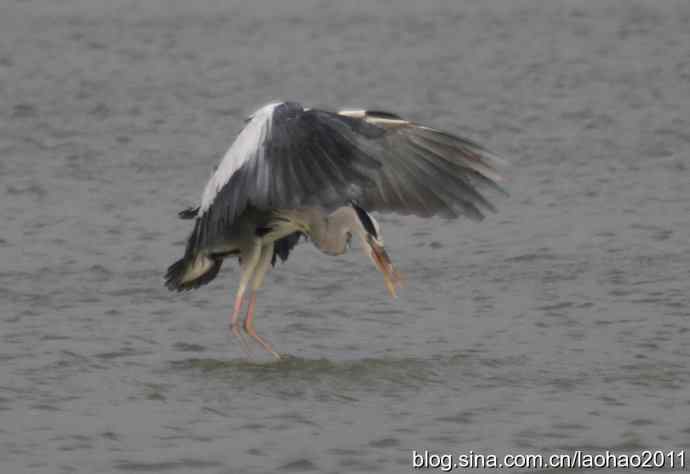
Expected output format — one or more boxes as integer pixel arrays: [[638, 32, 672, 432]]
[[199, 102, 282, 213]]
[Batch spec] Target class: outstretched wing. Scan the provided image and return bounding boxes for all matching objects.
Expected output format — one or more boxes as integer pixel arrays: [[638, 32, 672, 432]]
[[337, 109, 506, 219], [188, 101, 506, 255], [190, 101, 384, 253]]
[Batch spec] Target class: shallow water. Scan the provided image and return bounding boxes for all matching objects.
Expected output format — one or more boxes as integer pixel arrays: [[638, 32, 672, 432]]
[[2, 0, 689, 472]]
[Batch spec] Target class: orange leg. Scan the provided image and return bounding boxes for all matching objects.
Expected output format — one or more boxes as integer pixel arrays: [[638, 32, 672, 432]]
[[229, 240, 263, 357], [229, 290, 251, 355], [243, 291, 281, 360]]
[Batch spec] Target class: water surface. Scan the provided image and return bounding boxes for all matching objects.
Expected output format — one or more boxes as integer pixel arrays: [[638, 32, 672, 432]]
[[1, 0, 689, 472]]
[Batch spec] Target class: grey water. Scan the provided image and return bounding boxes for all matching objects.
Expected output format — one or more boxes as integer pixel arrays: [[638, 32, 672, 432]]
[[1, 0, 689, 472]]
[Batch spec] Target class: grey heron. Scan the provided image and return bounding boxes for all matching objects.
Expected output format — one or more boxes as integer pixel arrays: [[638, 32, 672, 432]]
[[165, 101, 506, 359]]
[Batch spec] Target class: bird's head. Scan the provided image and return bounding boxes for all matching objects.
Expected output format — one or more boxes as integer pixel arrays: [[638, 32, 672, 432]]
[[350, 204, 403, 298]]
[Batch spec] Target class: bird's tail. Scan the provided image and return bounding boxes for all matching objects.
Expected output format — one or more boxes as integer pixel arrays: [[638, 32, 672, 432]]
[[165, 254, 222, 291]]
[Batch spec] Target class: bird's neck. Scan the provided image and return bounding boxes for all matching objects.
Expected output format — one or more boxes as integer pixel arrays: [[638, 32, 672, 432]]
[[288, 208, 328, 235], [275, 207, 360, 256], [319, 207, 361, 255], [326, 207, 359, 232]]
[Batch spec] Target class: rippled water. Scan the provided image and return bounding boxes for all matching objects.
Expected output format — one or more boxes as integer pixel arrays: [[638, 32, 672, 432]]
[[2, 0, 689, 472]]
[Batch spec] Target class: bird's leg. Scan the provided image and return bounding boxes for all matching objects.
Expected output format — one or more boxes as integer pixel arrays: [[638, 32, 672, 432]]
[[244, 291, 281, 360], [229, 288, 251, 355], [230, 241, 262, 356], [244, 245, 281, 360]]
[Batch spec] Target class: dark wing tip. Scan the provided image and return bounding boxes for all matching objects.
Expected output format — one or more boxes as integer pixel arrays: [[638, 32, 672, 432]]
[[178, 206, 199, 220], [164, 257, 191, 291], [164, 255, 223, 292]]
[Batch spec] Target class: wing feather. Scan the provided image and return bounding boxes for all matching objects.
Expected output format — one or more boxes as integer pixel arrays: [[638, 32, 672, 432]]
[[192, 102, 381, 252], [354, 113, 506, 220], [186, 102, 507, 255]]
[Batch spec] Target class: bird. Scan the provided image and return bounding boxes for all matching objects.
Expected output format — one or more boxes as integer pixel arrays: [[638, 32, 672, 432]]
[[165, 101, 506, 359]]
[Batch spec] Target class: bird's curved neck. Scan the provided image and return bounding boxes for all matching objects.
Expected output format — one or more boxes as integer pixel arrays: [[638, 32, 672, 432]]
[[274, 207, 364, 256], [318, 207, 362, 255]]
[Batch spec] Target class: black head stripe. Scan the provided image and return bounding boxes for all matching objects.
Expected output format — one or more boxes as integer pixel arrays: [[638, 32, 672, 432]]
[[351, 203, 378, 238]]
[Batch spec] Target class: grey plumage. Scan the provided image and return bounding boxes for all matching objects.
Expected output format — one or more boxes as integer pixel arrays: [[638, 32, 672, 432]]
[[183, 102, 505, 262], [165, 101, 507, 358]]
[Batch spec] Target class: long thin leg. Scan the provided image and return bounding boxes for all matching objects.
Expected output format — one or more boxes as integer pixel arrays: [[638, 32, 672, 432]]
[[243, 244, 281, 360], [229, 240, 262, 356], [244, 290, 281, 360], [229, 289, 251, 355]]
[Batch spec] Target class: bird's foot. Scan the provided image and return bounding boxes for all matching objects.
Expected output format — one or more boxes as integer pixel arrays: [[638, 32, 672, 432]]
[[230, 322, 253, 357], [243, 322, 281, 360]]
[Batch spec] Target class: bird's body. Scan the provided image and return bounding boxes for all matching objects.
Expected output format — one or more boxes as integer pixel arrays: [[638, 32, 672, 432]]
[[166, 101, 506, 358]]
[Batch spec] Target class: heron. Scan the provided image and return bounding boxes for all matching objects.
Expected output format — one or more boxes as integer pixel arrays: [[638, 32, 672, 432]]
[[165, 101, 506, 359]]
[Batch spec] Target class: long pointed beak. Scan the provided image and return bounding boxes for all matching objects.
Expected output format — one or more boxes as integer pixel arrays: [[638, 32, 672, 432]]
[[367, 239, 403, 298]]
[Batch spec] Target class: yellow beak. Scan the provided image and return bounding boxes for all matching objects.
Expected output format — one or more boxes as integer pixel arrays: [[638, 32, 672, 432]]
[[368, 240, 403, 298]]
